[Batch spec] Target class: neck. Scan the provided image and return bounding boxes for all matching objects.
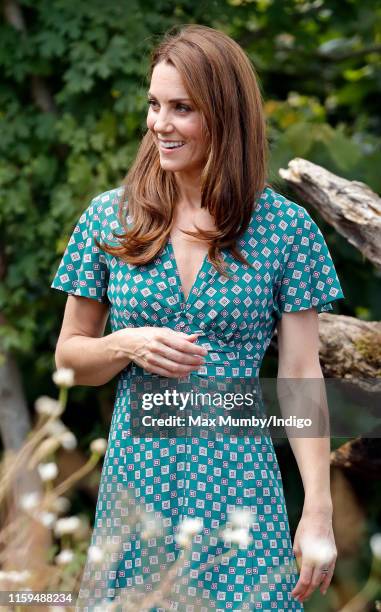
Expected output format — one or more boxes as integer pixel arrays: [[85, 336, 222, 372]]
[[174, 169, 203, 211]]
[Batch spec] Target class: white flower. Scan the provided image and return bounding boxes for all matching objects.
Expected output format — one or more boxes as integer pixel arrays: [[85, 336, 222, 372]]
[[34, 511, 57, 528], [38, 462, 58, 482], [35, 396, 63, 418], [140, 515, 162, 539], [370, 534, 381, 560], [52, 368, 75, 388], [178, 517, 203, 537], [90, 438, 107, 456], [0, 570, 31, 583], [51, 496, 71, 514], [55, 549, 74, 565], [88, 545, 104, 563], [228, 508, 255, 529], [72, 517, 90, 540], [222, 527, 253, 549], [174, 532, 192, 549], [300, 535, 336, 565], [19, 492, 42, 511], [174, 517, 203, 549], [59, 431, 77, 450], [54, 516, 81, 537], [45, 419, 67, 436]]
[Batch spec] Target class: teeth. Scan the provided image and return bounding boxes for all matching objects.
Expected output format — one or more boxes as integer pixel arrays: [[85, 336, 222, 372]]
[[160, 141, 185, 149]]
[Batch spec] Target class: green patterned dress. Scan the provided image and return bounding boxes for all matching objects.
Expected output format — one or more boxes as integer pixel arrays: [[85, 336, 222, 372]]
[[51, 185, 344, 611]]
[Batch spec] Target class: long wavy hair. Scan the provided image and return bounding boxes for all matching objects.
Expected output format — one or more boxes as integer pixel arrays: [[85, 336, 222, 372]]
[[96, 24, 268, 277]]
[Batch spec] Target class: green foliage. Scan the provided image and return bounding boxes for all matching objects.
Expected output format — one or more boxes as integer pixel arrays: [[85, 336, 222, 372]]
[[0, 0, 379, 416], [1, 3, 379, 600], [1, 0, 380, 361]]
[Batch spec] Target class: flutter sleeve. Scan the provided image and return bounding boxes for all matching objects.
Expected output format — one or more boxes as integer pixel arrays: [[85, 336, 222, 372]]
[[273, 206, 345, 318], [50, 198, 109, 304]]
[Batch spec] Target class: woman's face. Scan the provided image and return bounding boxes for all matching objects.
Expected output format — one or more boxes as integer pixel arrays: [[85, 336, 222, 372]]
[[146, 62, 208, 174]]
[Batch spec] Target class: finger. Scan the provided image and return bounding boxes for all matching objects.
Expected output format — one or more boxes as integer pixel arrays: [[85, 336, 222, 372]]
[[151, 342, 207, 367], [319, 565, 335, 595], [145, 353, 201, 376], [144, 361, 196, 378], [299, 565, 327, 602], [291, 562, 313, 602], [184, 332, 202, 339], [164, 333, 208, 357]]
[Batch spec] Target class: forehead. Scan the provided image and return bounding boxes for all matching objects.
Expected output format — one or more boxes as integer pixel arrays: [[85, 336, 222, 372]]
[[149, 62, 188, 96]]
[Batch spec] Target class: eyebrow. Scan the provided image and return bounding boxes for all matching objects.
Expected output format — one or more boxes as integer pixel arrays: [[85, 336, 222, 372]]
[[147, 92, 192, 102]]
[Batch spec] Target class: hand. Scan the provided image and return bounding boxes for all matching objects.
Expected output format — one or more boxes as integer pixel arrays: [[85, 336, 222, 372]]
[[291, 509, 337, 604], [127, 327, 208, 378]]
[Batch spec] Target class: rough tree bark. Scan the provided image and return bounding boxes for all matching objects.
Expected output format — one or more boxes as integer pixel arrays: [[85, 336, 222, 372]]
[[279, 157, 381, 269]]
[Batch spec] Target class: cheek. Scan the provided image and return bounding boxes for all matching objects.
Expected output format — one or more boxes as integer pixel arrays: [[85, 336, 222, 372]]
[[189, 120, 205, 143], [146, 114, 154, 130]]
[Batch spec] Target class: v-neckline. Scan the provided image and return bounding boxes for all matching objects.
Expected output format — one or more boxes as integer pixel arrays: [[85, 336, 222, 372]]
[[167, 234, 210, 307]]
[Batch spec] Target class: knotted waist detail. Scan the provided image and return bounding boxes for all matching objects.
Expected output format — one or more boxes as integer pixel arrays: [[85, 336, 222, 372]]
[[120, 313, 261, 378]]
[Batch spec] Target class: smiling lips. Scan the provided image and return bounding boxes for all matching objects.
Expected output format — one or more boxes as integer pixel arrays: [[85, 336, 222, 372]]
[[158, 139, 186, 152]]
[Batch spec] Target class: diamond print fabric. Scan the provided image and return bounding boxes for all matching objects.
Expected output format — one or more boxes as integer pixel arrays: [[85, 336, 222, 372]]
[[273, 205, 344, 317], [50, 186, 344, 611], [51, 202, 109, 304]]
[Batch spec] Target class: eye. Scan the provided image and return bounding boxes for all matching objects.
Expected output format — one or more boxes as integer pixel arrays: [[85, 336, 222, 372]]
[[177, 104, 191, 113], [147, 99, 191, 113]]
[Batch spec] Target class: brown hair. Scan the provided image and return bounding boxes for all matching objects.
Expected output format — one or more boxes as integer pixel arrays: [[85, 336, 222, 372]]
[[96, 23, 268, 277]]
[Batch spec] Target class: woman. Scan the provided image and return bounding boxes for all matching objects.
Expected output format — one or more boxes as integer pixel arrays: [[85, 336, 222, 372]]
[[51, 24, 344, 611]]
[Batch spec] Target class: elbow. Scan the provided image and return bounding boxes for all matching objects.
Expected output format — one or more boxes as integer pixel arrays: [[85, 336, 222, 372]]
[[54, 345, 81, 386], [277, 360, 323, 378], [54, 349, 103, 388], [54, 344, 71, 372]]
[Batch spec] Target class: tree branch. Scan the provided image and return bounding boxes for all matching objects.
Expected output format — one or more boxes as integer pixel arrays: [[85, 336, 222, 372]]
[[279, 158, 381, 269]]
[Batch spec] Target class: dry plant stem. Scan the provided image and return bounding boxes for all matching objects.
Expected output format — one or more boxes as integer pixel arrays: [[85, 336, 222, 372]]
[[1, 457, 100, 547], [42, 454, 100, 504], [0, 388, 67, 500], [143, 548, 238, 611], [99, 540, 239, 611], [102, 546, 278, 612], [0, 511, 28, 545], [0, 414, 63, 504], [99, 557, 186, 612], [191, 546, 237, 578], [27, 436, 61, 470], [139, 552, 187, 610]]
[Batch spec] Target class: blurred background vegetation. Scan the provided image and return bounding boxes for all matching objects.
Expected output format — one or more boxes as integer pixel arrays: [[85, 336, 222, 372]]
[[0, 1, 380, 610]]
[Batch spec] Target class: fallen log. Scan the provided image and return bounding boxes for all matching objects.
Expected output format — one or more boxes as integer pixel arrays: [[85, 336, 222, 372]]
[[279, 157, 381, 269]]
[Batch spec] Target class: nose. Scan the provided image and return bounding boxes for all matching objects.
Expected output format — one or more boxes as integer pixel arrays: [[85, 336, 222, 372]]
[[153, 107, 173, 134]]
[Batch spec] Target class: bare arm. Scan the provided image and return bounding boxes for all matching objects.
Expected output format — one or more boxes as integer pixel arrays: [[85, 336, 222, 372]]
[[277, 308, 337, 603], [276, 308, 332, 513], [54, 295, 135, 386]]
